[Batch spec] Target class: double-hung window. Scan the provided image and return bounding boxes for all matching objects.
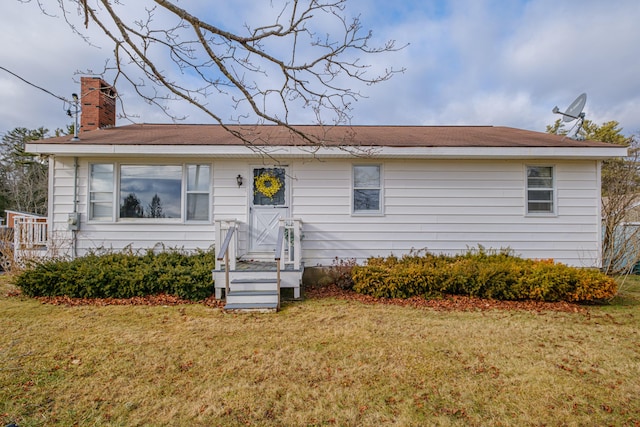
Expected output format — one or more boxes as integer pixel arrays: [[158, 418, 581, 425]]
[[186, 164, 211, 221], [353, 164, 382, 214], [89, 163, 211, 222], [89, 164, 114, 221], [526, 165, 555, 214]]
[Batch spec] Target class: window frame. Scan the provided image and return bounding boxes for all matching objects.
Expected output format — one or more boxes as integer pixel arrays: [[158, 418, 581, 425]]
[[88, 162, 212, 223], [185, 164, 212, 222], [88, 163, 115, 222], [525, 164, 556, 216], [351, 164, 384, 216]]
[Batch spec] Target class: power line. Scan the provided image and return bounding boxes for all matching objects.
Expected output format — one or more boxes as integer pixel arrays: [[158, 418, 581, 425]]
[[0, 66, 69, 102]]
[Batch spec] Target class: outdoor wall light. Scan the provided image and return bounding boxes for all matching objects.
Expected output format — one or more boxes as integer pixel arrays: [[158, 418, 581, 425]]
[[236, 174, 243, 187]]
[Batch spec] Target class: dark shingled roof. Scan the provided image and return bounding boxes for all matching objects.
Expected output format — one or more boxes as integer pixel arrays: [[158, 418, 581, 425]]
[[35, 123, 617, 148]]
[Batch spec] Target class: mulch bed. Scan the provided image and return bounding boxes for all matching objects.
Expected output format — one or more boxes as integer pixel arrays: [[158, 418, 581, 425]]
[[304, 284, 588, 313], [32, 293, 225, 309], [8, 285, 587, 313]]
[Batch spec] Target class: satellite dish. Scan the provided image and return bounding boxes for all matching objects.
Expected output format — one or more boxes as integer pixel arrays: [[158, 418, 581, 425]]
[[552, 92, 587, 122], [552, 93, 587, 140]]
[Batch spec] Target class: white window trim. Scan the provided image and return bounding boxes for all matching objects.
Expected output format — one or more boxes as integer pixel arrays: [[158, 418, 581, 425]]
[[185, 164, 212, 223], [351, 164, 384, 216], [525, 164, 557, 216], [88, 162, 212, 224], [88, 163, 115, 222]]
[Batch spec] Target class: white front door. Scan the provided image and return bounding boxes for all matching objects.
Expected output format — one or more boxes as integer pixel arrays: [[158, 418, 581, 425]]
[[249, 166, 289, 254]]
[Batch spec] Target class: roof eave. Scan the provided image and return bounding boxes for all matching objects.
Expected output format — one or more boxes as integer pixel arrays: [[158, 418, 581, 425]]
[[25, 143, 628, 160]]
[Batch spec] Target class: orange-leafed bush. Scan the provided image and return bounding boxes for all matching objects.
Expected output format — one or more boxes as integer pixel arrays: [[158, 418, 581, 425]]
[[351, 248, 617, 303]]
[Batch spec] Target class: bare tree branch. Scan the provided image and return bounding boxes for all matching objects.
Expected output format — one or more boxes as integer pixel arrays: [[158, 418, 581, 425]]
[[601, 137, 640, 275], [29, 0, 406, 149]]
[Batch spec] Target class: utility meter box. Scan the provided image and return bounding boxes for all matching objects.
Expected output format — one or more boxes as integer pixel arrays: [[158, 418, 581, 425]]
[[68, 212, 80, 231]]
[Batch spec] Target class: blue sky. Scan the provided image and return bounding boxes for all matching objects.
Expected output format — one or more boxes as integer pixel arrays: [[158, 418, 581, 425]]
[[1, 0, 639, 137]]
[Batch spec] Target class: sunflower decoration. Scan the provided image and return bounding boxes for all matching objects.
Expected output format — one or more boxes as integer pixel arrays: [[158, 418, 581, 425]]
[[254, 170, 283, 199]]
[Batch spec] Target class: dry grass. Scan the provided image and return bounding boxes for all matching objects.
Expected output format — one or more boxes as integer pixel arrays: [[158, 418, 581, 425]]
[[1, 274, 639, 426]]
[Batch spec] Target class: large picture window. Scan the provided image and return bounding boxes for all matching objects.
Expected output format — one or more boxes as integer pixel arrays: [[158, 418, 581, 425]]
[[526, 165, 555, 214], [120, 165, 182, 219], [353, 164, 382, 214], [89, 163, 211, 222]]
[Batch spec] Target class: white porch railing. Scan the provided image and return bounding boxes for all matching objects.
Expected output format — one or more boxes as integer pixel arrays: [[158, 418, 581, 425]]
[[14, 216, 48, 250], [279, 218, 302, 270], [214, 219, 238, 271]]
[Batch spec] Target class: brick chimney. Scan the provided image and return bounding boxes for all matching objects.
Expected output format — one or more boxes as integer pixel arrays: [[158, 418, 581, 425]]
[[79, 77, 117, 133]]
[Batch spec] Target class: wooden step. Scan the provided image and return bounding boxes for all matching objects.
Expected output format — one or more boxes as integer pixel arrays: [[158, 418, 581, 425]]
[[225, 287, 279, 312], [230, 278, 278, 292], [226, 290, 278, 304], [223, 302, 278, 313]]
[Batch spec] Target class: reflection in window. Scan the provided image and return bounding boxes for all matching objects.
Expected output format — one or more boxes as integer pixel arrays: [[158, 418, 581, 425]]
[[119, 165, 182, 218], [353, 165, 381, 213], [89, 163, 211, 222], [527, 166, 554, 214]]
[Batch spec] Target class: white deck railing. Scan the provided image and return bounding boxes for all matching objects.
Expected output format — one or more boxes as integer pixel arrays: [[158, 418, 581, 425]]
[[279, 218, 302, 270], [214, 218, 302, 271], [214, 219, 238, 271], [14, 216, 48, 250]]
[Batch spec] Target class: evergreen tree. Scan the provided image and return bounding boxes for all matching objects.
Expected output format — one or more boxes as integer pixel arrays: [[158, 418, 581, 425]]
[[147, 194, 165, 218], [120, 193, 144, 218], [0, 127, 51, 216]]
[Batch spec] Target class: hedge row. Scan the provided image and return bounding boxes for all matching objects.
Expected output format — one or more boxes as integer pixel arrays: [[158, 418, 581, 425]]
[[15, 249, 216, 300], [351, 249, 617, 302]]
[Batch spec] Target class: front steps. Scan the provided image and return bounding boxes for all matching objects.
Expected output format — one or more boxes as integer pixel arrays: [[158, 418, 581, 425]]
[[213, 261, 303, 312], [225, 290, 279, 312], [225, 279, 279, 312]]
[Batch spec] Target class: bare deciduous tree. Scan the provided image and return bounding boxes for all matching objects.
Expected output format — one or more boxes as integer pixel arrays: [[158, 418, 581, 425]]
[[601, 138, 640, 275], [33, 0, 405, 145], [547, 119, 639, 276]]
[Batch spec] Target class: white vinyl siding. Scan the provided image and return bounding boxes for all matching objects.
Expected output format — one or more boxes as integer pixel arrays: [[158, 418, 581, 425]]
[[50, 157, 216, 256], [49, 156, 602, 269], [293, 159, 600, 268]]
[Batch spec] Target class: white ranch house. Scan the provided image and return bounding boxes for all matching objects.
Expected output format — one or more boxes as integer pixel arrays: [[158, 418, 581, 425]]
[[24, 78, 627, 310]]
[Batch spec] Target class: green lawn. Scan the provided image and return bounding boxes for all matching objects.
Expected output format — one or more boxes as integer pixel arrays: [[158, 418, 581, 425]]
[[1, 274, 639, 426]]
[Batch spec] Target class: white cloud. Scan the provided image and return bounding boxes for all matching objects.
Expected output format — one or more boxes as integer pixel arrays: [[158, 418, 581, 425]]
[[1, 0, 639, 137]]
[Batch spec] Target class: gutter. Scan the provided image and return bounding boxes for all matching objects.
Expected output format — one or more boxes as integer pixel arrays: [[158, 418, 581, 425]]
[[24, 144, 629, 160]]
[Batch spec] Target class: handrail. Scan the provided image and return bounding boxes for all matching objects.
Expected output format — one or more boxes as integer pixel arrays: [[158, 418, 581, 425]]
[[274, 225, 286, 310], [216, 225, 237, 261], [278, 218, 302, 270], [216, 225, 237, 298]]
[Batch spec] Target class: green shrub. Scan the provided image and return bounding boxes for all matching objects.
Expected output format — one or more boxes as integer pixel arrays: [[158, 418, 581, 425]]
[[351, 248, 617, 303], [14, 248, 216, 300]]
